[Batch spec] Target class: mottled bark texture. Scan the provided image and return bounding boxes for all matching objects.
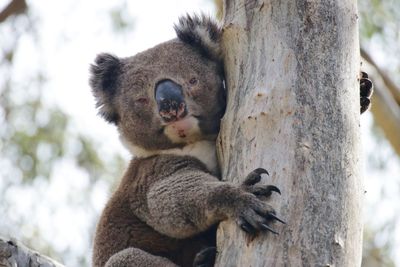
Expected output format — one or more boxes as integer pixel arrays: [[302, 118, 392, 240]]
[[216, 0, 363, 266], [0, 237, 64, 267]]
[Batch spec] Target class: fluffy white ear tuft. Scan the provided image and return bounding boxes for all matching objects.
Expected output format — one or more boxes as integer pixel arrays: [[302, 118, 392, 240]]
[[174, 14, 222, 62]]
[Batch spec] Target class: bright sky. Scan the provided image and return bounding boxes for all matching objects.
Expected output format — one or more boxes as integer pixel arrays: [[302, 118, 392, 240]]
[[1, 0, 400, 266]]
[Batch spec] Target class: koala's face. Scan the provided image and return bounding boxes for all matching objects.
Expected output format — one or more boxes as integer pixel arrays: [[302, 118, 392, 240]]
[[90, 40, 225, 151]]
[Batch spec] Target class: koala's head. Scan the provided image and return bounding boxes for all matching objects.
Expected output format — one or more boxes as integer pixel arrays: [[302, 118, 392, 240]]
[[90, 14, 225, 153]]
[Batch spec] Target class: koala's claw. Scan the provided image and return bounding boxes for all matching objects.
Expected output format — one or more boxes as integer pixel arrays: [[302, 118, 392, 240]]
[[238, 212, 280, 235], [246, 185, 281, 199], [270, 185, 281, 194], [252, 168, 270, 176], [238, 217, 256, 235], [360, 79, 373, 97], [260, 223, 279, 235], [264, 185, 281, 195], [360, 71, 373, 114], [242, 168, 281, 198], [243, 168, 269, 186], [193, 247, 216, 267], [360, 97, 371, 114], [268, 213, 286, 224]]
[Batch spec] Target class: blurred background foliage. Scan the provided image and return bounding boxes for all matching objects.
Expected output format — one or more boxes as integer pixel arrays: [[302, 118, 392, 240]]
[[0, 0, 399, 266]]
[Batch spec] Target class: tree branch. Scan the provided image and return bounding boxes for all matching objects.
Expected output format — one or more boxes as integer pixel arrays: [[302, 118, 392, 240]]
[[0, 237, 65, 267], [361, 49, 400, 156], [361, 48, 400, 104], [0, 0, 27, 23]]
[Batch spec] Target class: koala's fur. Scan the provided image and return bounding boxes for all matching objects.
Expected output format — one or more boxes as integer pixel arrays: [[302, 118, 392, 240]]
[[90, 14, 372, 267]]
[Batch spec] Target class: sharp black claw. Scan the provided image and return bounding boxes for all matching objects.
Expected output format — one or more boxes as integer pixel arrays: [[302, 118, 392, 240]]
[[239, 219, 255, 234], [240, 223, 254, 234], [361, 71, 368, 79], [268, 185, 281, 195], [254, 168, 269, 176], [244, 168, 269, 186], [360, 79, 373, 97], [260, 224, 279, 235], [268, 213, 286, 224], [360, 97, 371, 114], [244, 175, 261, 186]]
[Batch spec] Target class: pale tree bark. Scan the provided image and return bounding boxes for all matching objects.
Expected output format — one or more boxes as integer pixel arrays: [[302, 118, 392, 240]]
[[216, 0, 363, 266], [0, 237, 64, 267]]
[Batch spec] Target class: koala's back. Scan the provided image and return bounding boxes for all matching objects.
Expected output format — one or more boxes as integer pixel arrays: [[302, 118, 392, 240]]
[[92, 155, 216, 267]]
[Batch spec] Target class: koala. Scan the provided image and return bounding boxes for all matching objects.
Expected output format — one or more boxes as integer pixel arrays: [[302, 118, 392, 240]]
[[90, 14, 373, 267]]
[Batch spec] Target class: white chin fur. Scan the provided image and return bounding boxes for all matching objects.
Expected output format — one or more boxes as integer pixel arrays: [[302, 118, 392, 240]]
[[120, 137, 219, 175], [163, 116, 201, 143]]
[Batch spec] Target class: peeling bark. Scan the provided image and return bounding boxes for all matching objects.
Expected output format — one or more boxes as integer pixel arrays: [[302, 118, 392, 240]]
[[216, 0, 363, 266]]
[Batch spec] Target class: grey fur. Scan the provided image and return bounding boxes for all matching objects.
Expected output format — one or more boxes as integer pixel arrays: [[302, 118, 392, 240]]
[[90, 53, 122, 123], [90, 14, 281, 267], [174, 14, 223, 62]]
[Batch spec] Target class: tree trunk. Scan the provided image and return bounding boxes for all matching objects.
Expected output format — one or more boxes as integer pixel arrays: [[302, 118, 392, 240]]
[[0, 237, 64, 267], [216, 0, 363, 266]]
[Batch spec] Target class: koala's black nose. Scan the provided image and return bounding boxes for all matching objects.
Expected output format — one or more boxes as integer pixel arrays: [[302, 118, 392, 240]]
[[155, 80, 187, 122]]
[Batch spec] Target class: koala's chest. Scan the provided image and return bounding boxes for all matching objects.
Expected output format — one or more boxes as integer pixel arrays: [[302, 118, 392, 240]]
[[126, 140, 220, 176]]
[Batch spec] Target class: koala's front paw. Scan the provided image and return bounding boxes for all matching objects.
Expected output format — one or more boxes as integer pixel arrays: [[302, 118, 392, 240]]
[[193, 247, 216, 267], [360, 71, 373, 114], [235, 168, 285, 235]]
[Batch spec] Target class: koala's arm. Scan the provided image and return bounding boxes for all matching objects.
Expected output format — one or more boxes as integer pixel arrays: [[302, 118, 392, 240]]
[[145, 171, 234, 238], [131, 155, 282, 239]]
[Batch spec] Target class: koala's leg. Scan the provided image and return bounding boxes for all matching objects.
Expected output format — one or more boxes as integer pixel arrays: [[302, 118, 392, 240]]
[[105, 247, 178, 267]]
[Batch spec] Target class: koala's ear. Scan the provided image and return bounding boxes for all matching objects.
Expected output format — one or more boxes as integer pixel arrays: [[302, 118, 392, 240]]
[[174, 14, 222, 62], [89, 53, 122, 124]]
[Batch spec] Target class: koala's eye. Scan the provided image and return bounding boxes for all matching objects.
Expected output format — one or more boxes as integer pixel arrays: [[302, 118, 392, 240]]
[[136, 97, 149, 104], [189, 77, 198, 85]]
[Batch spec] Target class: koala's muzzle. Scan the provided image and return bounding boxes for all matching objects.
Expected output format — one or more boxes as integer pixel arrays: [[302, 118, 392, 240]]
[[155, 80, 187, 122]]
